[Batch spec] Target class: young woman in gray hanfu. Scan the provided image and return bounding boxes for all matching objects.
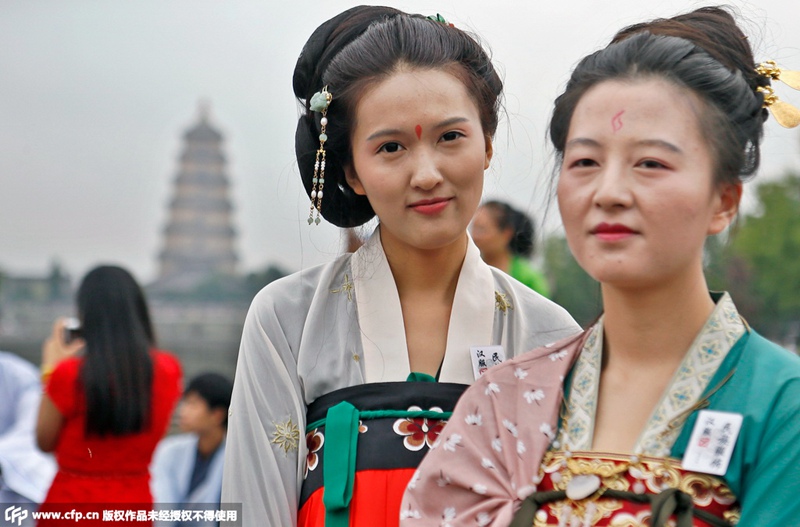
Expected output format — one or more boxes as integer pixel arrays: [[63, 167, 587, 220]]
[[221, 7, 579, 527]]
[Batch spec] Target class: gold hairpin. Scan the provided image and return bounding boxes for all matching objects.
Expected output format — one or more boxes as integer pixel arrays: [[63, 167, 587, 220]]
[[756, 61, 800, 88], [755, 60, 800, 128]]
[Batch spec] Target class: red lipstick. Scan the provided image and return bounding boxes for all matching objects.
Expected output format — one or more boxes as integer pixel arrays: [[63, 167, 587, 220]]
[[409, 197, 451, 215], [591, 222, 637, 241]]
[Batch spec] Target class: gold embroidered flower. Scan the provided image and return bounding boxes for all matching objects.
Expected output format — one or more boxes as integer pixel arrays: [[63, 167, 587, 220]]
[[330, 274, 355, 302], [495, 291, 513, 313], [271, 419, 301, 454]]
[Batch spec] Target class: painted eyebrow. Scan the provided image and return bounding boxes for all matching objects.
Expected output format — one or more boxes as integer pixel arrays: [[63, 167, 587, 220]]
[[436, 116, 469, 129], [365, 117, 470, 142], [635, 139, 683, 154], [366, 128, 403, 142], [564, 137, 600, 149], [564, 137, 683, 154]]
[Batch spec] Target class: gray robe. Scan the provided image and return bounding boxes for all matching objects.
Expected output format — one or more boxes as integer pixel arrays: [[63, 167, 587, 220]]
[[221, 230, 579, 526]]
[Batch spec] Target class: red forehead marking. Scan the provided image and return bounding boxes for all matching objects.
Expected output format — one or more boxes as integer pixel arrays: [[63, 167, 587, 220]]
[[612, 110, 625, 132], [415, 124, 422, 139]]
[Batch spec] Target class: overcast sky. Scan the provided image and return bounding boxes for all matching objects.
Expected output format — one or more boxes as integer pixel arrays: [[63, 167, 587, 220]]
[[1, 0, 798, 284]]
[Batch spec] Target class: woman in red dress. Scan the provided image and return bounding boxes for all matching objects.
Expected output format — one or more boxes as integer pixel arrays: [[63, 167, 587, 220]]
[[36, 266, 182, 519]]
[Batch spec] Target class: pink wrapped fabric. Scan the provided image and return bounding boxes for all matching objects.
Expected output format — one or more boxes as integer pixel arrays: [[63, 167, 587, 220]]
[[400, 331, 587, 526]]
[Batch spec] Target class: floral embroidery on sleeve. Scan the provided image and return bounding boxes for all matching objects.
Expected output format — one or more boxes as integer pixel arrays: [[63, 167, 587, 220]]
[[271, 418, 300, 454]]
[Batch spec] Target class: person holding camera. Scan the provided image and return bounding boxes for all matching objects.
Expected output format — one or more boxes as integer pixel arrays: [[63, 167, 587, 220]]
[[36, 266, 182, 515]]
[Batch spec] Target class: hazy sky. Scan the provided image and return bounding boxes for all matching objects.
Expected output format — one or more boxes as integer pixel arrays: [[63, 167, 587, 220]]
[[2, 0, 798, 284]]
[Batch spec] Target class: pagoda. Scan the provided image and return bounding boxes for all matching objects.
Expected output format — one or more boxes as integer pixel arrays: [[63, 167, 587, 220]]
[[156, 103, 238, 290]]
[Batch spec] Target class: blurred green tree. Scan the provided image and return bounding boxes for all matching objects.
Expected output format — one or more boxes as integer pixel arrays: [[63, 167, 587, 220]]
[[543, 236, 602, 328], [728, 173, 800, 346], [244, 264, 290, 298]]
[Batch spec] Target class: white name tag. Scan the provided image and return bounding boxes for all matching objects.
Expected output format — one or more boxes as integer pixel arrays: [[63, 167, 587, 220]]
[[470, 345, 505, 379], [681, 410, 743, 476]]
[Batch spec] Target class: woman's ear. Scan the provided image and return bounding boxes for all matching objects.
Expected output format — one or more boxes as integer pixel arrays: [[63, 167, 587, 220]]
[[484, 136, 493, 170], [499, 225, 514, 247], [708, 181, 742, 235], [344, 164, 366, 196]]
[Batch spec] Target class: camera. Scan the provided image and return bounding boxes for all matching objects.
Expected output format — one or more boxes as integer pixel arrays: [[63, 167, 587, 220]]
[[63, 317, 82, 344]]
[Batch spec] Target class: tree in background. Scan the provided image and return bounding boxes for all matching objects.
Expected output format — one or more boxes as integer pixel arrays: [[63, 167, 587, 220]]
[[145, 264, 291, 303], [704, 235, 762, 330], [244, 264, 290, 298], [727, 173, 800, 347], [543, 236, 601, 328]]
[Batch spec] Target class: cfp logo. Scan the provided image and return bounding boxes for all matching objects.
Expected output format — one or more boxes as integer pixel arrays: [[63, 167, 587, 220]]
[[5, 505, 28, 526]]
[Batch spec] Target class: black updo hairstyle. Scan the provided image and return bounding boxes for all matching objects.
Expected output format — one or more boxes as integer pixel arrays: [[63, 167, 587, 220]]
[[549, 6, 770, 185], [293, 6, 503, 227], [482, 200, 536, 258]]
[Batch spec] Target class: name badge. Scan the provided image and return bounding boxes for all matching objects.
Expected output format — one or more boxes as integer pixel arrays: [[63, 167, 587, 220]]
[[470, 345, 505, 379], [681, 410, 743, 476]]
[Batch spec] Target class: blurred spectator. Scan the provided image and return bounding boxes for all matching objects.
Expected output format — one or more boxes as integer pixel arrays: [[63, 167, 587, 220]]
[[0, 351, 57, 526], [471, 200, 550, 296], [36, 266, 182, 519], [151, 372, 232, 526]]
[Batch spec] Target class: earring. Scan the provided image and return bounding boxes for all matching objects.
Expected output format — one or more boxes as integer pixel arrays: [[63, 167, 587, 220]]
[[308, 87, 332, 225]]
